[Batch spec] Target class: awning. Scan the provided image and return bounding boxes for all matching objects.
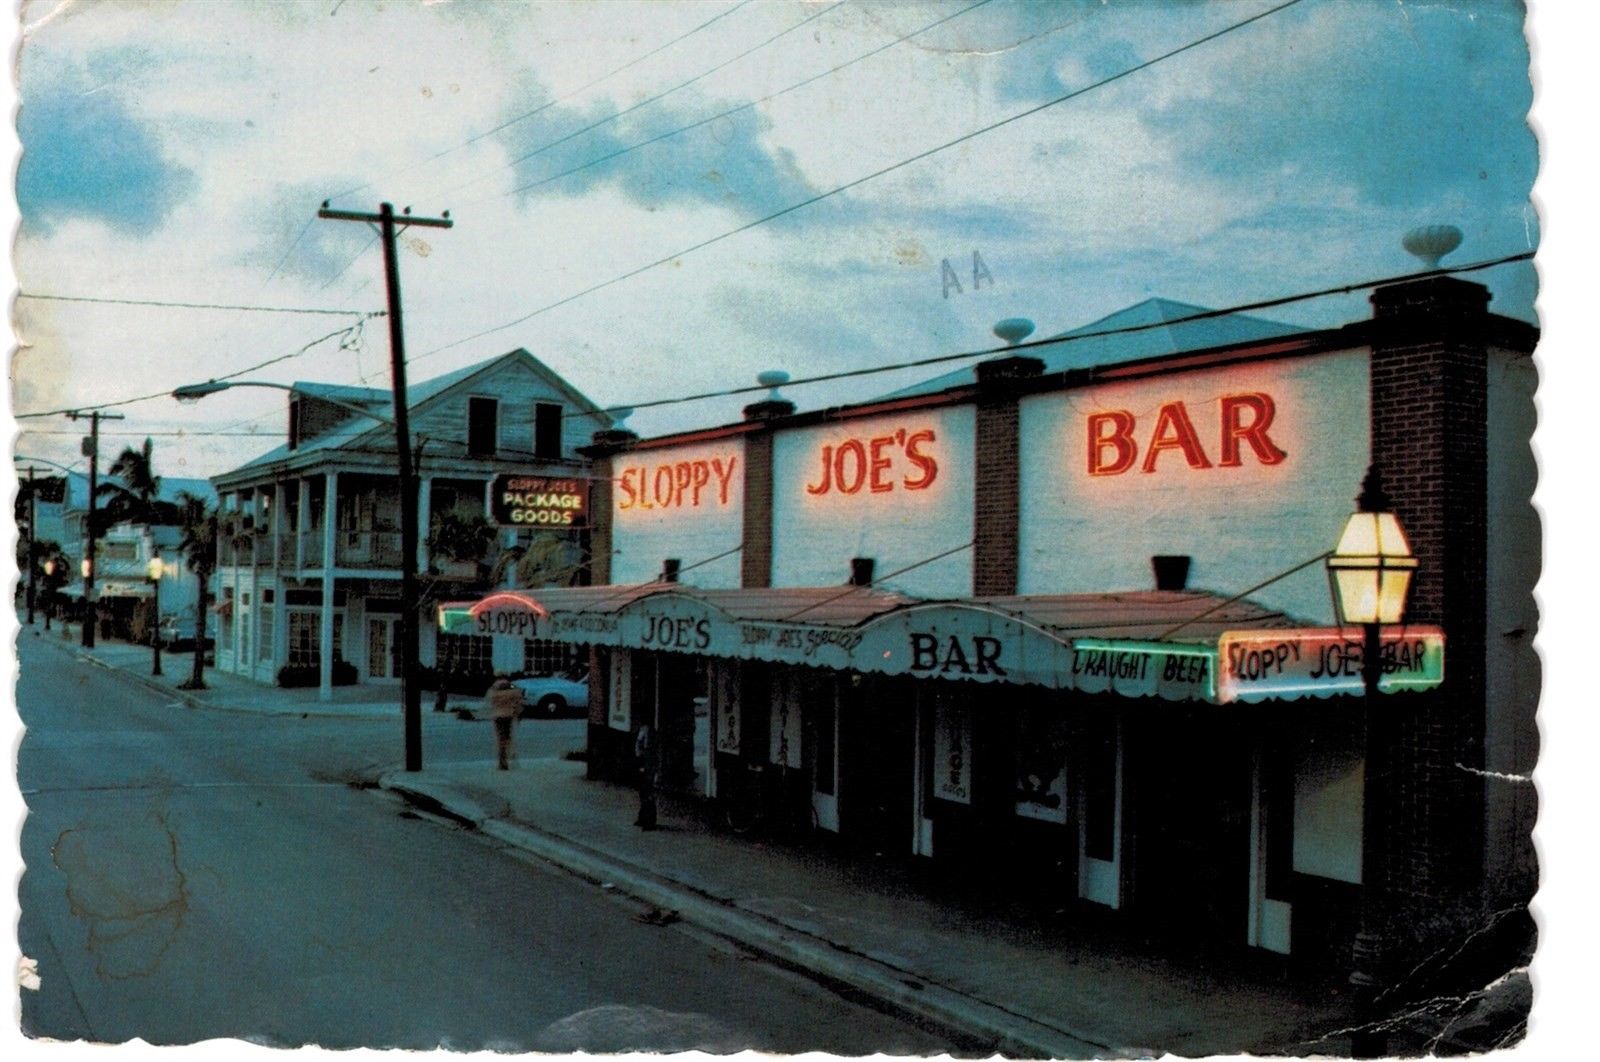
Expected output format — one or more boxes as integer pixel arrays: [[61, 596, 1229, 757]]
[[439, 584, 1445, 704]]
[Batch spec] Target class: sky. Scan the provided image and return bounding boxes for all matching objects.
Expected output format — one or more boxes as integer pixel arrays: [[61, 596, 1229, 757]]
[[10, 0, 1538, 481]]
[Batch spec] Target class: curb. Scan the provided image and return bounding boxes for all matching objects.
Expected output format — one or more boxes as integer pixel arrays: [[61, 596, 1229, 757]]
[[380, 772, 1130, 1059], [62, 641, 397, 720]]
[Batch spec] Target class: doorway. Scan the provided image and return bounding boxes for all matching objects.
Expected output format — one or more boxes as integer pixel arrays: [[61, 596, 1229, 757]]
[[366, 616, 400, 682]]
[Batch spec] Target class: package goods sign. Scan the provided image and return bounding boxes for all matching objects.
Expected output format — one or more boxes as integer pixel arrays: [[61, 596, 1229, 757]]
[[1069, 639, 1217, 702], [1085, 391, 1289, 477], [491, 474, 588, 528], [616, 452, 739, 512], [1216, 626, 1445, 703]]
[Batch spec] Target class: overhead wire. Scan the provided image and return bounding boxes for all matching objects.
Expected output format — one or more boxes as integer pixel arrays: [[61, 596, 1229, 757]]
[[412, 0, 1309, 364], [429, 0, 845, 203], [15, 292, 379, 315], [322, 0, 757, 207], [470, 0, 1002, 208], [547, 253, 1539, 422]]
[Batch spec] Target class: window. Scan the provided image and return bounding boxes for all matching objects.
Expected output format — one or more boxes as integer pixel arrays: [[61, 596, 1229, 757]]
[[287, 610, 344, 667], [523, 639, 584, 677], [534, 402, 563, 459], [258, 604, 274, 662], [438, 633, 493, 675], [467, 397, 498, 456], [219, 585, 233, 652]]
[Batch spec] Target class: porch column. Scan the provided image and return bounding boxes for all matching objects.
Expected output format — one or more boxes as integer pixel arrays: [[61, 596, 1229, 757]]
[[297, 478, 311, 570], [320, 471, 338, 701]]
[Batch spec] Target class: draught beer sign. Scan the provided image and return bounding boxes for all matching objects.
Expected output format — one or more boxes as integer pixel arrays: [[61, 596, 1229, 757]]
[[490, 474, 588, 528]]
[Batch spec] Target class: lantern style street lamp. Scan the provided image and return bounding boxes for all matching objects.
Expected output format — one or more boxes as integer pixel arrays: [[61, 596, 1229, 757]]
[[42, 557, 55, 630], [148, 552, 165, 677], [1327, 465, 1417, 1058]]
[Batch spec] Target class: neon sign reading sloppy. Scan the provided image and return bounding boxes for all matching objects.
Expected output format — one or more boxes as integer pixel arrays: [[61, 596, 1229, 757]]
[[1087, 392, 1288, 476], [618, 456, 738, 511], [805, 428, 938, 496]]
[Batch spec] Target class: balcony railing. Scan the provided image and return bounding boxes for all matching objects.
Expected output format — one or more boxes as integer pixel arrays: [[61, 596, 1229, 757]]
[[301, 533, 324, 568], [335, 530, 404, 568], [277, 533, 297, 566]]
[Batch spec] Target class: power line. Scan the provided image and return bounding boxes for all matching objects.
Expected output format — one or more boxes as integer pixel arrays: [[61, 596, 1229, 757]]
[[564, 250, 1537, 420], [414, 0, 1307, 363], [12, 317, 379, 420], [432, 1, 844, 202], [16, 292, 385, 315], [323, 0, 756, 207], [475, 0, 1000, 207]]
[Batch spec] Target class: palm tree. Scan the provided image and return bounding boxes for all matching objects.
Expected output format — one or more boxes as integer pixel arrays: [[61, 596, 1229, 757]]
[[95, 438, 175, 531], [174, 491, 218, 690]]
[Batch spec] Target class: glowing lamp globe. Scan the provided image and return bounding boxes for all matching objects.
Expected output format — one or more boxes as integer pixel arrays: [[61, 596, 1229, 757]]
[[81, 559, 93, 579], [148, 556, 165, 581], [1326, 469, 1416, 626]]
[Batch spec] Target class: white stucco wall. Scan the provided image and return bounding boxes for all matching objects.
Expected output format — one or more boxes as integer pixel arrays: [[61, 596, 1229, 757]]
[[1017, 349, 1371, 622], [771, 407, 975, 598], [1482, 347, 1540, 905], [611, 438, 745, 588]]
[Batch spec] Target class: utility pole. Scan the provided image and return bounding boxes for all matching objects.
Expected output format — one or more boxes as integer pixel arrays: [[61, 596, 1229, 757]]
[[318, 201, 451, 773], [66, 410, 125, 648], [23, 465, 37, 625]]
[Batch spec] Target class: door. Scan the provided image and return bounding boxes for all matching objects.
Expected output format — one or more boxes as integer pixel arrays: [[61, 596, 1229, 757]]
[[810, 682, 840, 833], [366, 616, 399, 681]]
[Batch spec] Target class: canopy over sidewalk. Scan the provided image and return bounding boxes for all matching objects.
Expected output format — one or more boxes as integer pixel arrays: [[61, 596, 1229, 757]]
[[439, 584, 1444, 704]]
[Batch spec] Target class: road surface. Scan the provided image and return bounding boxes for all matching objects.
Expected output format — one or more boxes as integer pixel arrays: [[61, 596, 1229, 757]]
[[17, 632, 956, 1052]]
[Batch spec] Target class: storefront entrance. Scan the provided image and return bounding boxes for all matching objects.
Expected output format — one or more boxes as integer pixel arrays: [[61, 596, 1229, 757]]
[[366, 616, 400, 681], [1128, 715, 1252, 942]]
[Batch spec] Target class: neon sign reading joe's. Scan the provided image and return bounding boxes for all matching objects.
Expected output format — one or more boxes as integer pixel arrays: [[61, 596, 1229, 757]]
[[806, 427, 938, 496]]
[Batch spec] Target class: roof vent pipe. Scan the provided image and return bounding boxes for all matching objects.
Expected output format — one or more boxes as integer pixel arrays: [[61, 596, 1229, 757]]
[[849, 557, 875, 587], [743, 370, 796, 420], [660, 558, 681, 583]]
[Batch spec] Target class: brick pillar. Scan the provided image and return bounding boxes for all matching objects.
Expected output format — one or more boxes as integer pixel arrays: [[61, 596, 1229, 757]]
[[588, 454, 614, 586], [972, 355, 1041, 596], [1365, 276, 1491, 971], [740, 421, 781, 589]]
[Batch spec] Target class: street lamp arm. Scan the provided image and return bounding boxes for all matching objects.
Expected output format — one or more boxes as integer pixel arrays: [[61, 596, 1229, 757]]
[[172, 378, 398, 428]]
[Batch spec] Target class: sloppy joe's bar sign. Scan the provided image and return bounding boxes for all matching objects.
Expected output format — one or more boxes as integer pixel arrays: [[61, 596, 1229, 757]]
[[491, 474, 588, 527], [1086, 391, 1288, 476], [1217, 626, 1445, 703], [617, 453, 738, 511]]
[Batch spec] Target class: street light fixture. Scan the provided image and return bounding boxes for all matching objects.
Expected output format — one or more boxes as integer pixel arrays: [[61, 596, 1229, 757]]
[[1327, 464, 1416, 1057], [174, 376, 423, 771], [148, 552, 165, 676]]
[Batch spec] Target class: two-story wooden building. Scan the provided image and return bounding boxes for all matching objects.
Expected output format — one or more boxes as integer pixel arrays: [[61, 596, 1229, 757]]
[[210, 349, 610, 699]]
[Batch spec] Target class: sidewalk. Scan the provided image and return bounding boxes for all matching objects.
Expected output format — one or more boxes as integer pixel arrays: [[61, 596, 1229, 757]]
[[33, 624, 402, 718], [381, 757, 1361, 1058]]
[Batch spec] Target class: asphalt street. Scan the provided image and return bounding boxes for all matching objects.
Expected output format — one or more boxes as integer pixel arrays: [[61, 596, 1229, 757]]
[[16, 632, 955, 1052]]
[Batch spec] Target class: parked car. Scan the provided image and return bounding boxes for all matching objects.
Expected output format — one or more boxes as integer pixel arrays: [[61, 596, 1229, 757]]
[[512, 668, 589, 718], [160, 613, 216, 654]]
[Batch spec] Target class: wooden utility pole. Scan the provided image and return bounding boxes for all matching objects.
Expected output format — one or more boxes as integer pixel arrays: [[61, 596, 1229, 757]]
[[317, 201, 451, 773], [65, 410, 125, 648]]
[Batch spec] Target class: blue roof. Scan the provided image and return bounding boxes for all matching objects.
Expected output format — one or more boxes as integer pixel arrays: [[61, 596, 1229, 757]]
[[880, 298, 1310, 400]]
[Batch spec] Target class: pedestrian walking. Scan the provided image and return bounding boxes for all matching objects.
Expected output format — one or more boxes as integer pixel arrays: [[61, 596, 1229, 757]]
[[484, 674, 522, 770], [634, 723, 659, 831], [434, 668, 450, 712]]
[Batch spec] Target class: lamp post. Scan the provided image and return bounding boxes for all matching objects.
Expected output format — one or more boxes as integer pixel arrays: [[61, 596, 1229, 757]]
[[173, 378, 425, 771], [1326, 465, 1417, 1057], [148, 552, 164, 676], [42, 558, 55, 630]]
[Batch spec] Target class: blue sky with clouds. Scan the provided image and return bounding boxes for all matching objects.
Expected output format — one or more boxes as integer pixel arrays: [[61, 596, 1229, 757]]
[[11, 0, 1537, 478]]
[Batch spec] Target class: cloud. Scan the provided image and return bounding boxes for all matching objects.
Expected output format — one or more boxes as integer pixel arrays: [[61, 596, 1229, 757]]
[[16, 51, 196, 235]]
